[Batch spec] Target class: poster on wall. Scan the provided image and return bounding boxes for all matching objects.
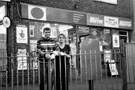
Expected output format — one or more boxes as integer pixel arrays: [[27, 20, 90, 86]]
[[104, 50, 111, 62], [30, 40, 38, 69], [112, 34, 120, 48], [51, 27, 57, 38], [29, 25, 35, 37], [16, 25, 28, 43], [17, 49, 27, 70]]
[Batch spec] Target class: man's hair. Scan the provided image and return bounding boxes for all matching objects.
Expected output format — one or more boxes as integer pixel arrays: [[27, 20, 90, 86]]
[[43, 27, 51, 32]]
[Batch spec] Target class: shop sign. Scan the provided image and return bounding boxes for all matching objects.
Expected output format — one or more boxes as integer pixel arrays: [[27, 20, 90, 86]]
[[112, 34, 119, 48], [72, 12, 87, 24], [46, 7, 87, 25], [21, 3, 87, 25], [2, 16, 11, 28], [17, 49, 27, 70], [119, 18, 132, 29], [21, 3, 46, 21], [28, 5, 46, 21], [87, 13, 104, 26], [95, 0, 117, 4], [21, 3, 132, 30], [16, 25, 28, 43], [104, 16, 119, 28]]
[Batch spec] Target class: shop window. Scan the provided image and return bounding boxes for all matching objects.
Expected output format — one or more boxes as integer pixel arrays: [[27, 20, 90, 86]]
[[29, 21, 74, 48], [28, 22, 74, 69], [0, 25, 7, 71]]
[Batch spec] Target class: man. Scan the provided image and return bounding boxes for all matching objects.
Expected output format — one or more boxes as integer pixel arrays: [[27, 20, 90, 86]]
[[37, 27, 57, 90]]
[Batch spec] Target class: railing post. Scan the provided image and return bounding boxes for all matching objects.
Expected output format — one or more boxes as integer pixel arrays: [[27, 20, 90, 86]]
[[88, 80, 94, 90]]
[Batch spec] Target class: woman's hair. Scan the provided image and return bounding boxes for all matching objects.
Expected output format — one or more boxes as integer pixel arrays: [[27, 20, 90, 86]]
[[58, 33, 66, 39]]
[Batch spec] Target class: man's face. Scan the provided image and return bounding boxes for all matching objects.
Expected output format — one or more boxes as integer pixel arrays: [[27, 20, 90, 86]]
[[43, 30, 51, 38]]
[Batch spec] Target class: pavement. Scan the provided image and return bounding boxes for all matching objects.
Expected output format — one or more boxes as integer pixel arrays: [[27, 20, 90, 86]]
[[0, 78, 135, 90]]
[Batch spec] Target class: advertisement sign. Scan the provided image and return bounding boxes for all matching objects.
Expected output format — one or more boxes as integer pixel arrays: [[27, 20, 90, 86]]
[[46, 8, 87, 25], [21, 3, 132, 30], [28, 5, 46, 21], [21, 3, 87, 25], [109, 60, 118, 76], [119, 18, 132, 30], [95, 0, 117, 4], [72, 12, 87, 24], [17, 49, 27, 70], [16, 25, 28, 43], [87, 13, 104, 26], [104, 16, 119, 28], [112, 34, 120, 48]]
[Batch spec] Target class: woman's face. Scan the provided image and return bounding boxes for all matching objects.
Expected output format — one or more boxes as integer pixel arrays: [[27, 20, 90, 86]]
[[58, 35, 66, 43]]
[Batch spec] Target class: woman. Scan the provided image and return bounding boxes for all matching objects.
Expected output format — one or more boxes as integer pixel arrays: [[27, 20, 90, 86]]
[[55, 33, 71, 90]]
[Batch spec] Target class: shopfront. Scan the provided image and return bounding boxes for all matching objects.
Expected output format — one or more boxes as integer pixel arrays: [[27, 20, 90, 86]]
[[0, 3, 7, 71], [19, 3, 132, 72]]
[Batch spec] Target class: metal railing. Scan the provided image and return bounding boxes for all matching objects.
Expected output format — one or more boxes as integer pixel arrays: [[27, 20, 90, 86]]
[[0, 50, 135, 90]]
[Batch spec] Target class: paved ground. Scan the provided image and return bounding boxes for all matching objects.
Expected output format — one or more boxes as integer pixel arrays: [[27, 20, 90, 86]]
[[0, 79, 135, 90]]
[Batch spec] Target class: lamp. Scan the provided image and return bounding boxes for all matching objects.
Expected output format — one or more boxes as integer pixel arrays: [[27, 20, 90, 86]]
[[74, 4, 79, 9]]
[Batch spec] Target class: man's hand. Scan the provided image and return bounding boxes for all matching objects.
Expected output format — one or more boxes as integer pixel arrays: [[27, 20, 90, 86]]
[[45, 54, 51, 59]]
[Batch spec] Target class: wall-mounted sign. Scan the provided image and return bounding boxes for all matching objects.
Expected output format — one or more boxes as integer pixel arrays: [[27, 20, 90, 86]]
[[87, 13, 104, 26], [95, 0, 117, 4], [119, 18, 132, 29], [21, 3, 87, 25], [28, 5, 46, 21], [104, 16, 119, 28], [72, 12, 87, 24], [112, 34, 119, 48], [2, 17, 11, 28], [21, 3, 132, 30], [17, 49, 27, 70], [16, 25, 28, 43]]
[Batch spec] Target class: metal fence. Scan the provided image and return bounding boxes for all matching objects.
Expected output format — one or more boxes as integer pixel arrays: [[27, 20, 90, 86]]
[[0, 45, 135, 90]]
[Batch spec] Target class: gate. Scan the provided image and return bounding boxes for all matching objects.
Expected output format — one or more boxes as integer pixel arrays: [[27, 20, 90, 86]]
[[0, 43, 135, 90], [125, 43, 135, 90]]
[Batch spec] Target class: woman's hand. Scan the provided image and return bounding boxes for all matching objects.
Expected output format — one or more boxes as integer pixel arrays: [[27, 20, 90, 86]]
[[59, 52, 70, 58]]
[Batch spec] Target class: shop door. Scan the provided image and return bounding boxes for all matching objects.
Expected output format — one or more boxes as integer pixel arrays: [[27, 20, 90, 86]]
[[119, 31, 129, 43]]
